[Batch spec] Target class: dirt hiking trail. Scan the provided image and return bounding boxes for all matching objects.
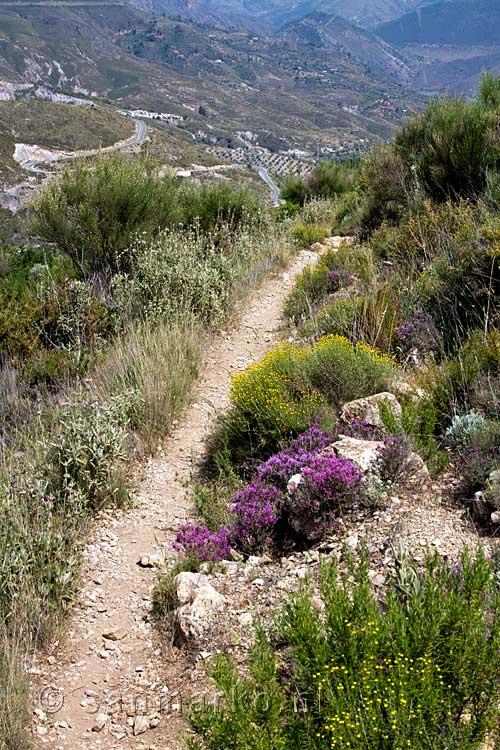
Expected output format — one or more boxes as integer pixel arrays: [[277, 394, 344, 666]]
[[32, 243, 335, 750]]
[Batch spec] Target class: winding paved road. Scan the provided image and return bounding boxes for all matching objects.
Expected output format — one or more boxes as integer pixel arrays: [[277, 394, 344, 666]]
[[22, 118, 147, 174], [256, 166, 281, 205]]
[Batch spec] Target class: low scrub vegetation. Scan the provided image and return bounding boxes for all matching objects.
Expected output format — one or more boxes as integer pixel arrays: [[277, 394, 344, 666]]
[[187, 550, 500, 750], [209, 335, 396, 467], [0, 153, 292, 748], [161, 75, 500, 750]]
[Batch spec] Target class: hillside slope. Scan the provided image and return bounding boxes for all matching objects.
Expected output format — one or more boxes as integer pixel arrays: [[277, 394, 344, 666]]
[[276, 11, 412, 82], [0, 100, 134, 184], [0, 4, 419, 155]]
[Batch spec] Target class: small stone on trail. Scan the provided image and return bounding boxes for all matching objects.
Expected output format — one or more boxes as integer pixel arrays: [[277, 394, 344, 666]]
[[133, 715, 150, 736], [238, 612, 253, 627], [102, 627, 128, 641], [92, 713, 108, 732]]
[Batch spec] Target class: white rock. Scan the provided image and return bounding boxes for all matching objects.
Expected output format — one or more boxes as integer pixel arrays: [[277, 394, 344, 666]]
[[133, 715, 150, 736], [174, 572, 211, 605], [176, 582, 226, 642], [287, 474, 303, 493], [238, 612, 253, 627], [330, 436, 382, 472]]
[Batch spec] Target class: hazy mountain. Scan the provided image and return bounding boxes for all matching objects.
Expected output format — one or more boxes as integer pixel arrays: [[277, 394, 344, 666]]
[[377, 0, 499, 45], [125, 0, 432, 31], [0, 4, 419, 158], [376, 0, 500, 94], [275, 11, 412, 83]]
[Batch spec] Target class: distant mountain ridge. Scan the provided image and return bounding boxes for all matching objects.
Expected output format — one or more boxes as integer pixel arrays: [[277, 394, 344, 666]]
[[276, 11, 412, 83], [377, 0, 500, 45], [125, 0, 433, 31]]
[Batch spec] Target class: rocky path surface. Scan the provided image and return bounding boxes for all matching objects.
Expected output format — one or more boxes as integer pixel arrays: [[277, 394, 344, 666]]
[[31, 243, 332, 750]]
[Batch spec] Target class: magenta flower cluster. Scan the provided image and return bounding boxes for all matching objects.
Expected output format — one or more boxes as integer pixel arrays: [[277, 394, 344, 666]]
[[255, 424, 334, 488], [290, 453, 363, 537], [173, 425, 363, 559], [173, 523, 232, 561], [231, 483, 282, 551], [341, 417, 380, 440]]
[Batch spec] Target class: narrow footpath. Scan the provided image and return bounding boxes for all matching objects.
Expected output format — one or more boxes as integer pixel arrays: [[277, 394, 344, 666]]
[[32, 243, 337, 750]]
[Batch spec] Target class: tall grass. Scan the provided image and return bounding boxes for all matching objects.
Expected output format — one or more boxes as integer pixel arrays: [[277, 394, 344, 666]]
[[92, 318, 203, 451], [0, 207, 295, 749]]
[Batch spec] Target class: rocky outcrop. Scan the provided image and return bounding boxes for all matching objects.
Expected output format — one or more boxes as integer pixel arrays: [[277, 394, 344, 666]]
[[330, 436, 382, 473], [174, 571, 226, 643], [340, 392, 402, 433]]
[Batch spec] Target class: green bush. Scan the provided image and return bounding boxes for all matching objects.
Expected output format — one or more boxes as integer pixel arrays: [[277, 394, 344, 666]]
[[284, 248, 345, 322], [423, 330, 500, 431], [182, 182, 262, 233], [478, 71, 500, 110], [304, 297, 362, 339], [292, 223, 327, 249], [30, 154, 263, 275], [454, 419, 500, 499], [212, 335, 397, 466], [357, 75, 500, 232], [187, 549, 500, 750], [282, 162, 358, 206], [45, 393, 139, 509], [303, 335, 397, 411], [368, 201, 500, 354], [395, 98, 500, 203], [358, 145, 412, 231], [30, 154, 181, 274], [330, 189, 364, 235], [304, 284, 399, 353], [380, 397, 448, 472], [284, 244, 370, 324]]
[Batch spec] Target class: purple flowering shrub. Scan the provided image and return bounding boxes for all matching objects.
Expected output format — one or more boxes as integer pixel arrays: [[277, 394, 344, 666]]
[[254, 424, 334, 489], [287, 453, 363, 539], [231, 483, 282, 552], [340, 417, 381, 440], [173, 523, 232, 562], [395, 309, 441, 354], [327, 269, 356, 292], [173, 424, 367, 559]]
